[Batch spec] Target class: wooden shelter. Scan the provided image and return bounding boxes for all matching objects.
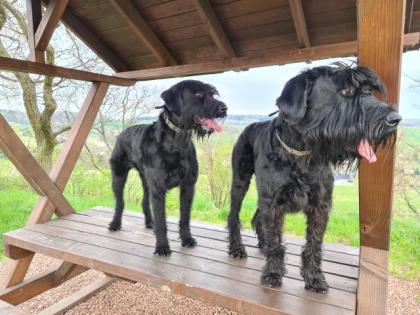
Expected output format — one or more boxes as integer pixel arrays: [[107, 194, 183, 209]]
[[0, 0, 419, 314]]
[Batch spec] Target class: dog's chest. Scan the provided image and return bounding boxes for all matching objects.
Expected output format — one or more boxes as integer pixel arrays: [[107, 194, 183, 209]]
[[257, 156, 333, 211]]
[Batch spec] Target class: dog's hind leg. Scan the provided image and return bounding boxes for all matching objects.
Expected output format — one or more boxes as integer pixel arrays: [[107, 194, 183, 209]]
[[251, 208, 265, 249], [179, 185, 197, 247], [301, 206, 330, 293], [109, 155, 130, 231], [228, 138, 254, 258], [138, 171, 153, 229]]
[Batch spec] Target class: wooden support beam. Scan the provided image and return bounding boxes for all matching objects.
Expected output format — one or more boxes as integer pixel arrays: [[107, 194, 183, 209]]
[[35, 0, 69, 52], [38, 277, 115, 315], [0, 115, 75, 216], [405, 0, 414, 33], [193, 0, 236, 58], [288, 0, 311, 48], [40, 1, 130, 72], [110, 0, 177, 66], [357, 0, 405, 313], [26, 0, 43, 63], [3, 245, 33, 260], [0, 263, 87, 305], [116, 33, 418, 80], [0, 57, 135, 86], [1, 83, 109, 290], [357, 247, 388, 315]]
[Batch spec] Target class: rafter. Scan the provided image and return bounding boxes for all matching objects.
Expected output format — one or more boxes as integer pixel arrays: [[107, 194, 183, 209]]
[[35, 0, 69, 52], [110, 0, 177, 66], [57, 7, 131, 72], [288, 0, 311, 48], [193, 0, 235, 58]]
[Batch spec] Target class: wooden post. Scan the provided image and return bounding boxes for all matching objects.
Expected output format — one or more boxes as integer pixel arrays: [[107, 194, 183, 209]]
[[1, 83, 109, 290], [26, 0, 43, 62], [357, 0, 405, 314]]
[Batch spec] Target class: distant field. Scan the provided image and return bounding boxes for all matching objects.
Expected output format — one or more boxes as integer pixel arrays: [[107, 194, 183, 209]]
[[0, 126, 418, 279]]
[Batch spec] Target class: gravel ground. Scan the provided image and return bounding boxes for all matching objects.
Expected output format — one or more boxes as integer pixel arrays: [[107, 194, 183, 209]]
[[0, 255, 418, 314]]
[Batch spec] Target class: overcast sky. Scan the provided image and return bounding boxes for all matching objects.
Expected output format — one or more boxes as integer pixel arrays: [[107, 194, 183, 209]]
[[143, 50, 420, 118]]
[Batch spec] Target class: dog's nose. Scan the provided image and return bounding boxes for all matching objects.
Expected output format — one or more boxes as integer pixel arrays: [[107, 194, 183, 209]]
[[218, 103, 227, 114], [385, 112, 402, 127]]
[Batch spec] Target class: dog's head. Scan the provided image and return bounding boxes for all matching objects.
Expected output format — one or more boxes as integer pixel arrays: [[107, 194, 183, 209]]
[[160, 80, 227, 136], [275, 63, 401, 164]]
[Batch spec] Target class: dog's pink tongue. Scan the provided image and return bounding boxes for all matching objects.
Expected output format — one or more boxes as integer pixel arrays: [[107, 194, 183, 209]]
[[358, 140, 377, 163], [201, 118, 223, 132]]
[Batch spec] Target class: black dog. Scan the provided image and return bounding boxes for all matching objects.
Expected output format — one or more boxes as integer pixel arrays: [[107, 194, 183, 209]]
[[227, 64, 401, 292], [109, 80, 227, 256]]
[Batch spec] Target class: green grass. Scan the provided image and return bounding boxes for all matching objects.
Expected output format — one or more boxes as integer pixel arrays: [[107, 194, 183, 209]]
[[1, 183, 418, 279]]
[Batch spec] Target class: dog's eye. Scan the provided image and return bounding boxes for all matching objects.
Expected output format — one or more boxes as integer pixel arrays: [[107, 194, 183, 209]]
[[195, 92, 204, 98], [341, 88, 355, 96]]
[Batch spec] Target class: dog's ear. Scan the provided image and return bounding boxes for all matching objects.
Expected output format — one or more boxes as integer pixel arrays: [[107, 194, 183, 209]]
[[276, 74, 309, 124], [160, 87, 182, 115]]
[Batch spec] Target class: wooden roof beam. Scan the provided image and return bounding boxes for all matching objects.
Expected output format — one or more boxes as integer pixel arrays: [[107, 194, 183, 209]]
[[0, 57, 135, 86], [59, 8, 131, 72], [115, 32, 419, 81], [288, 0, 311, 48], [110, 0, 177, 66], [193, 0, 236, 58], [35, 0, 70, 52], [26, 0, 43, 63]]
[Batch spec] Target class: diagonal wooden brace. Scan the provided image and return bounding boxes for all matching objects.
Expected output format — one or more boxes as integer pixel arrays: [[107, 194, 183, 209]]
[[0, 114, 75, 216], [1, 82, 109, 291]]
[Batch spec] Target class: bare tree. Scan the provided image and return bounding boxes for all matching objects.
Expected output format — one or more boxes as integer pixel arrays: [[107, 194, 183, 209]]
[[0, 0, 70, 170]]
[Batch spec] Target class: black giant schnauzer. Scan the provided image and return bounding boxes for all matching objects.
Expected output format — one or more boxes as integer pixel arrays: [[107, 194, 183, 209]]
[[227, 64, 401, 292], [109, 80, 227, 256]]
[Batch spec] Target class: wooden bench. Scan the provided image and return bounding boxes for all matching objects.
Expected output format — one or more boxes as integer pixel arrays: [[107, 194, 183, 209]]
[[2, 207, 359, 315]]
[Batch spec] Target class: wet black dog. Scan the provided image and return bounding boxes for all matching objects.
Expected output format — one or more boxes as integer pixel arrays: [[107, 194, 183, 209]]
[[109, 80, 227, 256], [227, 64, 401, 292]]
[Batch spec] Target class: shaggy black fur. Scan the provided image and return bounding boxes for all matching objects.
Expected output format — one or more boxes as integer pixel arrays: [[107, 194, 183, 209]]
[[109, 80, 227, 256], [227, 64, 401, 292]]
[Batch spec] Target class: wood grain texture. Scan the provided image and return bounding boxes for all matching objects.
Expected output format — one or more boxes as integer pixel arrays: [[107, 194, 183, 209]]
[[357, 0, 404, 313], [43, 2, 131, 72], [35, 0, 70, 51], [26, 0, 43, 62], [2, 209, 358, 315], [0, 83, 108, 290], [357, 0, 405, 250], [110, 0, 177, 66], [194, 0, 236, 58], [116, 33, 418, 80], [356, 247, 388, 315], [288, 0, 311, 47], [38, 277, 115, 315], [0, 57, 134, 86], [0, 263, 86, 305]]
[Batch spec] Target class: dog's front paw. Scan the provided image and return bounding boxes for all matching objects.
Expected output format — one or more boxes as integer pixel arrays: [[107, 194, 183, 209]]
[[145, 220, 154, 229], [154, 244, 172, 256], [261, 272, 283, 287], [109, 219, 121, 231], [181, 236, 197, 247], [228, 244, 247, 258], [304, 277, 329, 293]]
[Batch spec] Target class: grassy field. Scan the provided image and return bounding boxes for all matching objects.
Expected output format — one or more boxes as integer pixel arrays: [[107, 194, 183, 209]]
[[0, 126, 419, 279]]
